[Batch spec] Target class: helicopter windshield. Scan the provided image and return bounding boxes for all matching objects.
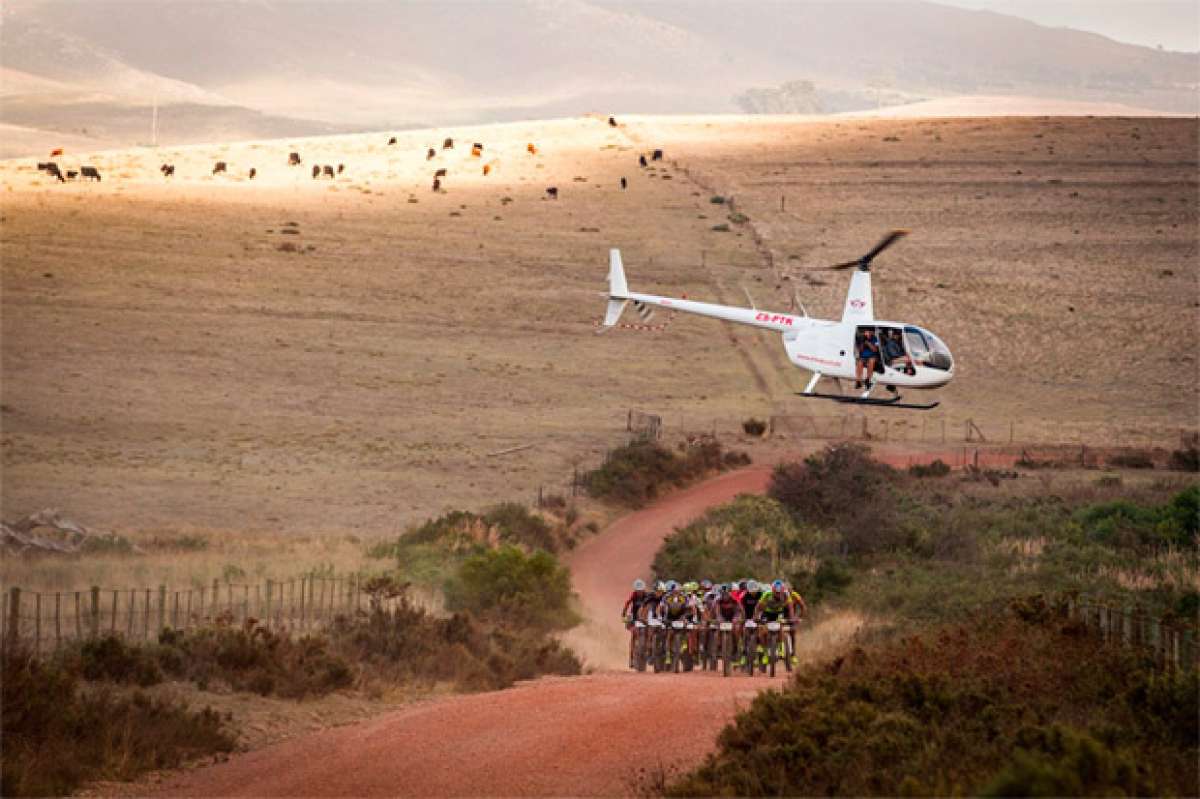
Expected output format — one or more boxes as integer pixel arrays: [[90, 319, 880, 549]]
[[904, 326, 953, 371]]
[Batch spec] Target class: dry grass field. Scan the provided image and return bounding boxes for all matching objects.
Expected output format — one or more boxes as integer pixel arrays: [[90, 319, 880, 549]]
[[2, 113, 1196, 561]]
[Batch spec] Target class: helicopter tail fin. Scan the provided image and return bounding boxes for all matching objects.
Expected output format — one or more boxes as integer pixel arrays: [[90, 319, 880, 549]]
[[603, 248, 630, 326]]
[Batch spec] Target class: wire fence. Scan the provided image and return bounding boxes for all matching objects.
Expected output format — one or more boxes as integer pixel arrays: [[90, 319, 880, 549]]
[[1065, 594, 1197, 671], [1, 575, 376, 656]]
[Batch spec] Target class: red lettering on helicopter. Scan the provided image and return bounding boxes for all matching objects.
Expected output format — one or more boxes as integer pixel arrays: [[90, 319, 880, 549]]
[[849, 299, 866, 309], [754, 312, 793, 326], [796, 354, 841, 367]]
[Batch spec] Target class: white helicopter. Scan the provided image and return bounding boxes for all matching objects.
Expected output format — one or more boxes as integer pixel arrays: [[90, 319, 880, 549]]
[[601, 230, 953, 410]]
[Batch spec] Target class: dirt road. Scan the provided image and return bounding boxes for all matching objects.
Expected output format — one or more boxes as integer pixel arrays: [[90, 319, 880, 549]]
[[150, 467, 794, 797]]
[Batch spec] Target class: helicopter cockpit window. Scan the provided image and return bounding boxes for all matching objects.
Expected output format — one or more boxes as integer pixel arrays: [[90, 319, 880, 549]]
[[905, 326, 953, 371]]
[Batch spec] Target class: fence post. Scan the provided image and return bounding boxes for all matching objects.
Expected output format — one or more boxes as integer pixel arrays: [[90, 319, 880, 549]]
[[158, 585, 167, 632], [110, 590, 118, 634], [300, 576, 307, 628], [128, 589, 136, 637], [172, 591, 179, 628], [144, 588, 151, 640], [90, 586, 100, 638], [199, 585, 206, 622], [34, 592, 41, 654], [242, 585, 249, 622], [266, 580, 273, 628], [213, 579, 220, 619], [7, 587, 19, 647], [75, 591, 82, 640], [54, 592, 62, 651]]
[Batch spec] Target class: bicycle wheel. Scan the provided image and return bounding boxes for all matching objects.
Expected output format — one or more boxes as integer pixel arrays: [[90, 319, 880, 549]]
[[768, 631, 777, 678], [722, 631, 731, 678]]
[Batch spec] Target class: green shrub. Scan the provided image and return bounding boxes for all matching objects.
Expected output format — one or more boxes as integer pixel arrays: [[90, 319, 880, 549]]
[[584, 438, 748, 508], [981, 726, 1150, 797], [908, 459, 951, 478], [1074, 487, 1197, 550], [1, 647, 233, 797], [711, 223, 730, 232], [1168, 443, 1199, 472], [709, 195, 726, 204], [727, 212, 750, 224], [1108, 450, 1155, 469], [77, 634, 163, 687], [482, 503, 556, 551], [445, 546, 579, 632], [770, 443, 902, 555]]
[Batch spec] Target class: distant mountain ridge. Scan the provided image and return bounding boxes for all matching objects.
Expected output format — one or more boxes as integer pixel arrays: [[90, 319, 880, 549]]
[[1, 0, 1195, 154]]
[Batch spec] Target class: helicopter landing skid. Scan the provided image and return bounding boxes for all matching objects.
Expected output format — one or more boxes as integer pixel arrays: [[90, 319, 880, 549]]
[[796, 391, 940, 411]]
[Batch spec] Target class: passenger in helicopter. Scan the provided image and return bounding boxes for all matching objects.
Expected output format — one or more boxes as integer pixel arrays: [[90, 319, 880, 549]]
[[882, 329, 917, 376], [855, 328, 880, 389]]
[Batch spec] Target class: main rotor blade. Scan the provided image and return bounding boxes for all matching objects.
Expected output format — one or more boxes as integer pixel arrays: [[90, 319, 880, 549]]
[[827, 260, 861, 271], [862, 229, 908, 262]]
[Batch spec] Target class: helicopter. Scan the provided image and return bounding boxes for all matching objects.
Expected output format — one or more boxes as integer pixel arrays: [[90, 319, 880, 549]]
[[601, 230, 953, 410]]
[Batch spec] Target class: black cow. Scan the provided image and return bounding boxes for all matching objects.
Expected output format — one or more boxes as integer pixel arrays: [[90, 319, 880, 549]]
[[248, 168, 257, 179], [426, 147, 436, 161], [160, 163, 175, 177], [80, 166, 101, 181], [66, 170, 78, 181], [312, 164, 320, 179], [337, 164, 344, 175], [432, 177, 442, 192], [288, 152, 302, 166], [39, 162, 65, 182], [322, 165, 335, 178], [546, 186, 558, 200], [651, 149, 663, 161], [608, 116, 617, 127], [434, 168, 447, 178], [212, 161, 227, 175], [638, 155, 647, 168], [388, 136, 398, 145], [620, 177, 627, 190], [443, 137, 454, 149]]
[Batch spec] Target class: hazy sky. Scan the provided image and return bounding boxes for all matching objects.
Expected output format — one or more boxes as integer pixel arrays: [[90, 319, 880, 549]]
[[941, 0, 1200, 52]]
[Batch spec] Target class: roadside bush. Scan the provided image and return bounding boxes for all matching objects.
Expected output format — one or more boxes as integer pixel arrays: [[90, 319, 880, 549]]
[[76, 634, 163, 687], [668, 606, 1197, 797], [1108, 450, 1155, 469], [445, 545, 579, 632], [769, 443, 902, 555], [908, 459, 950, 478], [156, 623, 353, 699], [652, 495, 808, 582], [1, 646, 233, 797], [584, 438, 749, 508], [482, 503, 556, 551], [1168, 441, 1199, 472]]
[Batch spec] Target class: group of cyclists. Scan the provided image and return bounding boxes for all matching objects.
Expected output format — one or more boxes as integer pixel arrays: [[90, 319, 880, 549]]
[[621, 577, 808, 676]]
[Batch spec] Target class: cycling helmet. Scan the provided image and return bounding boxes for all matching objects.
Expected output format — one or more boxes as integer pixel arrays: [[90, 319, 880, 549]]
[[633, 578, 646, 591], [718, 583, 731, 593], [654, 581, 667, 592], [746, 580, 760, 593], [683, 581, 698, 593], [772, 579, 785, 592], [666, 580, 680, 592], [700, 579, 713, 591]]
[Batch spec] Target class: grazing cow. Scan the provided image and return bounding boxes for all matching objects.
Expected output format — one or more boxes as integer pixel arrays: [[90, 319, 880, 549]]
[[434, 168, 447, 178], [337, 164, 344, 175], [288, 152, 302, 166], [388, 136, 397, 145], [432, 177, 442, 192], [50, 147, 64, 157], [608, 116, 618, 127], [620, 177, 627, 190], [160, 163, 175, 177], [482, 164, 491, 176], [212, 161, 227, 175], [80, 166, 101, 181], [312, 164, 321, 179], [323, 165, 335, 178], [66, 170, 78, 181], [42, 162, 64, 182], [471, 142, 483, 157], [545, 186, 558, 200], [426, 147, 436, 161], [526, 143, 537, 155], [443, 137, 454, 149], [248, 168, 257, 179], [36, 162, 50, 171], [652, 149, 663, 161], [638, 154, 647, 167]]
